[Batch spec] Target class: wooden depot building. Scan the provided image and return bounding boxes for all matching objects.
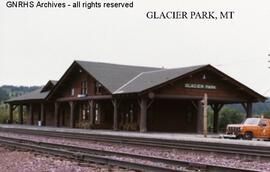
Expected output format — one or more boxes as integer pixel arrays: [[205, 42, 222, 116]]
[[5, 60, 266, 133]]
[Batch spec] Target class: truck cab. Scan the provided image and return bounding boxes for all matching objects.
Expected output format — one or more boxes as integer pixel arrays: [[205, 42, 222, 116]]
[[225, 118, 270, 140]]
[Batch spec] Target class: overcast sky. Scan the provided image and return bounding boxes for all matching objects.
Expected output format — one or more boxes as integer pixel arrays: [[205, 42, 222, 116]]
[[1, 0, 270, 96]]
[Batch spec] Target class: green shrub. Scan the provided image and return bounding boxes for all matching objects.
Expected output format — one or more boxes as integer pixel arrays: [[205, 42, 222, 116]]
[[218, 108, 245, 131], [207, 107, 245, 132], [0, 104, 9, 123], [262, 111, 270, 118], [0, 104, 19, 124]]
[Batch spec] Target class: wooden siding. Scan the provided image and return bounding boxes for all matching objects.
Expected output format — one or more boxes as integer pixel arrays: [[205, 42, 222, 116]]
[[44, 104, 55, 126], [52, 65, 110, 100], [148, 99, 197, 132], [155, 70, 253, 102]]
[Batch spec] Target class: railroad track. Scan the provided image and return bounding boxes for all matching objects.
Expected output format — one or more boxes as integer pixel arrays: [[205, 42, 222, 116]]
[[0, 135, 258, 172], [0, 127, 270, 159]]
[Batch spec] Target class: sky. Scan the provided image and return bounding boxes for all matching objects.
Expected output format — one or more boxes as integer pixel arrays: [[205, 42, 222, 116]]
[[0, 0, 270, 96]]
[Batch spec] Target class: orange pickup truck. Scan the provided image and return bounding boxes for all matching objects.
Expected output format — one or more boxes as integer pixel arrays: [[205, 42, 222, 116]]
[[225, 118, 270, 140]]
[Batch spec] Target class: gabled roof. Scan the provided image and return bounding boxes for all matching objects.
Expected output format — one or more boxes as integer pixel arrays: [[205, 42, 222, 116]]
[[50, 80, 58, 85], [114, 65, 206, 94], [41, 80, 57, 92], [203, 65, 267, 102], [115, 64, 266, 101], [6, 61, 267, 103], [76, 60, 161, 93], [47, 60, 161, 99], [5, 80, 57, 103], [5, 87, 48, 103], [113, 64, 266, 102]]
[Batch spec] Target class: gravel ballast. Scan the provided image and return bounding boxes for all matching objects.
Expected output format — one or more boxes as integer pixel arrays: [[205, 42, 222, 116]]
[[0, 145, 133, 172], [0, 131, 269, 171]]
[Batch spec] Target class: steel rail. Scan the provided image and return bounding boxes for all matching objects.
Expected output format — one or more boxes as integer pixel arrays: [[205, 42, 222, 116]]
[[0, 137, 180, 172], [0, 136, 258, 172], [0, 127, 270, 159]]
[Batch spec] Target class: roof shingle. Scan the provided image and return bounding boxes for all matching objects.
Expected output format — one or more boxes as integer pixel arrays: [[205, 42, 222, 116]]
[[114, 65, 206, 94], [5, 61, 266, 103], [76, 60, 160, 93], [5, 88, 48, 103]]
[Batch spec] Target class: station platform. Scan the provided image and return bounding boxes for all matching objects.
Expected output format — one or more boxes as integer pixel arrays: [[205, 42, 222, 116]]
[[0, 124, 269, 147]]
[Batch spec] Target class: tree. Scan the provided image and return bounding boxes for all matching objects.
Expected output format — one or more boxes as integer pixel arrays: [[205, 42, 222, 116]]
[[0, 88, 9, 102], [207, 109, 214, 130], [218, 108, 245, 132], [262, 111, 270, 118], [0, 104, 9, 123], [207, 107, 245, 133]]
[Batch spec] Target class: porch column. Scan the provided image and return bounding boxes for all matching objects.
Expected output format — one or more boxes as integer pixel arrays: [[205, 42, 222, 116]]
[[139, 98, 147, 133], [242, 102, 253, 118], [211, 104, 223, 133], [9, 104, 13, 124], [29, 104, 34, 125], [112, 99, 118, 131], [246, 102, 253, 118], [40, 103, 45, 126], [196, 100, 203, 134], [69, 101, 75, 128], [88, 100, 94, 127], [19, 104, 23, 124], [54, 102, 59, 127]]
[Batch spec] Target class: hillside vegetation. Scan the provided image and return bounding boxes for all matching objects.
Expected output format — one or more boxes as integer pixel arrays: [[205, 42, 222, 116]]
[[0, 85, 40, 123], [226, 99, 270, 115]]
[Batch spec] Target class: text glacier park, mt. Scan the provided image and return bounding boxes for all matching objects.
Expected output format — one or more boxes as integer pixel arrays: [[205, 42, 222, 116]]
[[146, 11, 235, 20]]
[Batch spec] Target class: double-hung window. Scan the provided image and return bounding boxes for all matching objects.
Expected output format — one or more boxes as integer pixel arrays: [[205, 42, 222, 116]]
[[81, 81, 88, 95]]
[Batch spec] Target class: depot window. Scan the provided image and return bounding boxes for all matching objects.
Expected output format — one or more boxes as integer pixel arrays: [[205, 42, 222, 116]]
[[81, 81, 88, 95], [95, 82, 102, 94], [71, 88, 75, 96], [81, 103, 89, 121], [95, 103, 101, 124]]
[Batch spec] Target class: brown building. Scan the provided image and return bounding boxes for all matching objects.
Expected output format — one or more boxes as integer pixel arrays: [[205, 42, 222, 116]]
[[5, 60, 266, 133]]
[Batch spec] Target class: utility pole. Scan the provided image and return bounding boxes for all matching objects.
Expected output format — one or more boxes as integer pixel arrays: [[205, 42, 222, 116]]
[[202, 93, 208, 137]]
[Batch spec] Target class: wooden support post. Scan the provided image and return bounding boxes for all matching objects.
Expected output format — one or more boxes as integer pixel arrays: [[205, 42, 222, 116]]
[[9, 104, 13, 124], [112, 99, 118, 131], [62, 108, 65, 126], [211, 104, 223, 133], [203, 94, 208, 137], [19, 104, 23, 124], [89, 100, 94, 127], [29, 104, 34, 125], [196, 100, 203, 134], [246, 102, 253, 118], [54, 102, 59, 127], [139, 98, 147, 133], [69, 101, 74, 128], [213, 109, 218, 133], [78, 103, 82, 122], [40, 103, 45, 126], [242, 102, 253, 118]]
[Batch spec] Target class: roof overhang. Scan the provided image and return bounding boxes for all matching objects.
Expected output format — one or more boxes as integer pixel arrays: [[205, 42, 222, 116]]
[[46, 61, 112, 100], [115, 65, 266, 103]]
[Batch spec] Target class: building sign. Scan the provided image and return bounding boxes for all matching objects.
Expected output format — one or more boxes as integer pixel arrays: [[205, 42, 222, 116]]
[[184, 83, 216, 90]]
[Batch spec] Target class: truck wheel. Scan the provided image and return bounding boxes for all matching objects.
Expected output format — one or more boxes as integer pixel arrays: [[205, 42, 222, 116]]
[[244, 132, 253, 140]]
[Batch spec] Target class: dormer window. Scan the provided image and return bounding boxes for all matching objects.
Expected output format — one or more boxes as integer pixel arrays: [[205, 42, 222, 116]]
[[81, 80, 88, 95], [95, 82, 102, 94]]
